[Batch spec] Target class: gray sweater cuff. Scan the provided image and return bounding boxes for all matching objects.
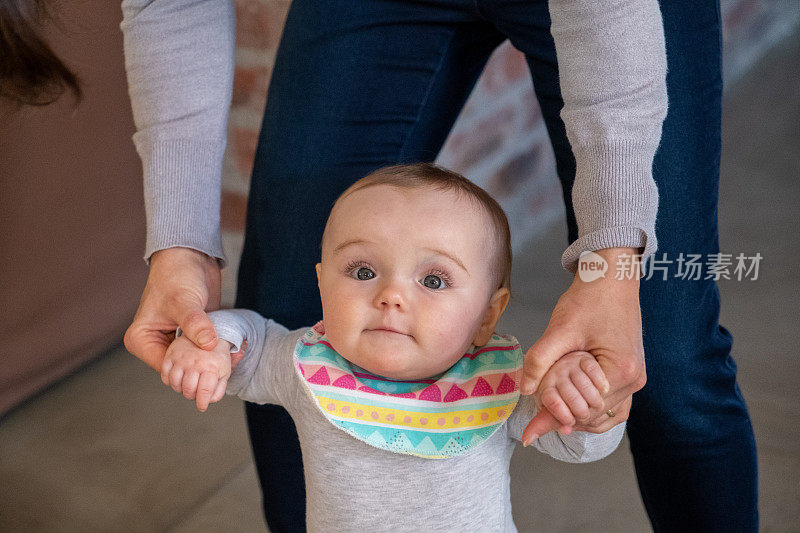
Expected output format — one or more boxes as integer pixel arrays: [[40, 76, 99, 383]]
[[138, 138, 228, 267], [562, 139, 660, 273]]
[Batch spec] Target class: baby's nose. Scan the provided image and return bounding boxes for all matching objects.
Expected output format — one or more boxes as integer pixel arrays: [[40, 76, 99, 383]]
[[374, 280, 406, 309]]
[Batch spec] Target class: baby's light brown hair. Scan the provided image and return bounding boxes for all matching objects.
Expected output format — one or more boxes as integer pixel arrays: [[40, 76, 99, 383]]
[[322, 163, 512, 291]]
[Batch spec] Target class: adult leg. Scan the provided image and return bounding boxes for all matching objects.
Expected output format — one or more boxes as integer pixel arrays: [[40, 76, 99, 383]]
[[627, 0, 758, 529], [235, 1, 505, 530], [490, 0, 758, 529]]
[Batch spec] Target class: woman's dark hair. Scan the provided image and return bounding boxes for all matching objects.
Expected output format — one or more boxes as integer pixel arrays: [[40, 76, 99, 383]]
[[0, 0, 82, 106]]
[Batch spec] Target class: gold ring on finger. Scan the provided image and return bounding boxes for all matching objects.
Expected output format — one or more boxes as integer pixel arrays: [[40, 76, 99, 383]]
[[606, 409, 616, 418]]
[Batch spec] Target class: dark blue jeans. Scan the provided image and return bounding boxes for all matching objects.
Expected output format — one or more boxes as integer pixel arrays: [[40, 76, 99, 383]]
[[235, 0, 758, 530]]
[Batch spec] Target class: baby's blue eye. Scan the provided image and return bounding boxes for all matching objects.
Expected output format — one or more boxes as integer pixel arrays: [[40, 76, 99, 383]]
[[354, 267, 375, 280], [422, 274, 443, 289]]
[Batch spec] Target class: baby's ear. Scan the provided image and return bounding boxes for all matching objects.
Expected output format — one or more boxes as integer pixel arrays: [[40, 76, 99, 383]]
[[315, 263, 322, 286], [472, 288, 510, 347]]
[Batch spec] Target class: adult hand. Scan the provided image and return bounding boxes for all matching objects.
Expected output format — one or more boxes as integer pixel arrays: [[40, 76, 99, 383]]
[[522, 366, 634, 444], [520, 247, 647, 439], [124, 247, 222, 372]]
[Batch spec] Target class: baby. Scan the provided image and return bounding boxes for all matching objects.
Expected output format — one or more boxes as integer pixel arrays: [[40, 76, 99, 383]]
[[161, 163, 625, 531]]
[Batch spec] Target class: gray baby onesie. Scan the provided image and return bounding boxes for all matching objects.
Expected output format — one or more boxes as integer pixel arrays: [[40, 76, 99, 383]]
[[205, 309, 626, 532]]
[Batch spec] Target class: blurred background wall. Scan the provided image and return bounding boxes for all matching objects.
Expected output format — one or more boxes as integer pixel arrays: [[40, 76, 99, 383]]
[[1, 0, 797, 414]]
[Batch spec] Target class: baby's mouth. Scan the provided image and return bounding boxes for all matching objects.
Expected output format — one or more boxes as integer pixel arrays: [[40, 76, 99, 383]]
[[365, 327, 412, 338]]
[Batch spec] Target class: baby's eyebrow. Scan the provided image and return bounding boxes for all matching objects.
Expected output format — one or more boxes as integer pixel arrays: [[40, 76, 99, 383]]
[[425, 247, 468, 274], [332, 238, 373, 254]]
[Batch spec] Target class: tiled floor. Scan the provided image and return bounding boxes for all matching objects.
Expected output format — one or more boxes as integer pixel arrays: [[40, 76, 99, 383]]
[[1, 29, 798, 532]]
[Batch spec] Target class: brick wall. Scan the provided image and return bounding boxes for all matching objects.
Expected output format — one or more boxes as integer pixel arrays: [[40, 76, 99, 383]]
[[220, 0, 799, 304]]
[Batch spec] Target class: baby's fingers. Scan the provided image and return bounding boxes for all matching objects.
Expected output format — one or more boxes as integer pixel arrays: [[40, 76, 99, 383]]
[[570, 366, 605, 412], [556, 380, 591, 426], [579, 355, 610, 395], [540, 386, 577, 430], [195, 371, 219, 412], [161, 358, 173, 387], [211, 378, 227, 404], [168, 364, 185, 393], [181, 369, 200, 400]]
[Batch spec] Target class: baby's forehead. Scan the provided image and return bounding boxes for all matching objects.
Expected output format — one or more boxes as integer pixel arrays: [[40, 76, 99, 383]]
[[322, 184, 496, 255], [335, 183, 484, 218]]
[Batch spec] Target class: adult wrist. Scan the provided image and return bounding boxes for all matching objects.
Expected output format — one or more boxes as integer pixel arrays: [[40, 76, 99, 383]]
[[574, 246, 642, 288], [149, 246, 220, 270]]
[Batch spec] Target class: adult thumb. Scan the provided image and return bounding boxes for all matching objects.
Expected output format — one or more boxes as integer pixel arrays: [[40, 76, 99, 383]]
[[521, 408, 565, 446], [123, 324, 170, 373], [178, 309, 218, 350], [521, 331, 574, 395]]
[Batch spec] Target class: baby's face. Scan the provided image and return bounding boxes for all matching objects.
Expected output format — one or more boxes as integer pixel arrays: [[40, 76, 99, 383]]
[[316, 184, 507, 380]]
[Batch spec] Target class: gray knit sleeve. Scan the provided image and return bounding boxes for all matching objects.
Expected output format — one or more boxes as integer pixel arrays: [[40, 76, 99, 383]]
[[507, 394, 626, 463], [205, 309, 306, 407], [119, 0, 235, 267], [548, 0, 669, 272]]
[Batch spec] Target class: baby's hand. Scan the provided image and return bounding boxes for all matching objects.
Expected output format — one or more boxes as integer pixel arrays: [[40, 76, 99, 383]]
[[161, 334, 234, 412], [537, 351, 609, 430], [522, 351, 609, 444]]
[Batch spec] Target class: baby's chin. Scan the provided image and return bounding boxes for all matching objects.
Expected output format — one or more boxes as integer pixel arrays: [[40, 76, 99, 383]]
[[328, 332, 460, 381], [340, 347, 436, 381], [350, 348, 457, 381], [351, 353, 425, 381]]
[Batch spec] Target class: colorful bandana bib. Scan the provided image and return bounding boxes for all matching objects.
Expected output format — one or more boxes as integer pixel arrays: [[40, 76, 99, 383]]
[[293, 322, 524, 459]]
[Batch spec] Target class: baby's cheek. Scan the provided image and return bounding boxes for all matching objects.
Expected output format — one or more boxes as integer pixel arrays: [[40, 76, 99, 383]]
[[324, 292, 361, 330], [428, 307, 472, 354]]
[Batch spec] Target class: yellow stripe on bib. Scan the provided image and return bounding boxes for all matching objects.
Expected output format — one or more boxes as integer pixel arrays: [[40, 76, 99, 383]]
[[316, 395, 516, 431]]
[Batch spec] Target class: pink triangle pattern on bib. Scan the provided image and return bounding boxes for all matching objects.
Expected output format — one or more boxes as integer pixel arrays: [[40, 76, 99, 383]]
[[293, 321, 524, 459]]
